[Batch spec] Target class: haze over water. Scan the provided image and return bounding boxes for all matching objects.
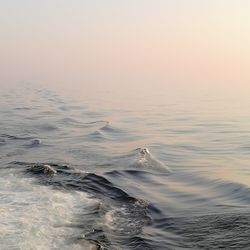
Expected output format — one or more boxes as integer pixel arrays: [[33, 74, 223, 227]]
[[1, 1, 250, 249]]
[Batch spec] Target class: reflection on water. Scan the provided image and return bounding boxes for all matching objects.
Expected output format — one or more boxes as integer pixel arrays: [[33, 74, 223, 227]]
[[1, 84, 250, 249]]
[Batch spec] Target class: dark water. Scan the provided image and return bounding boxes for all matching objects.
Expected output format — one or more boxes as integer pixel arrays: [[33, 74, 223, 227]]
[[1, 85, 250, 249]]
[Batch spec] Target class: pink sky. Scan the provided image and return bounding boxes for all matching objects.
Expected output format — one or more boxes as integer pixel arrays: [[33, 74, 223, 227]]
[[0, 1, 250, 95]]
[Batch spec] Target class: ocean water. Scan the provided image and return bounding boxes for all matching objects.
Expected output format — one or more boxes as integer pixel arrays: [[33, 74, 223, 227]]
[[1, 84, 250, 249]]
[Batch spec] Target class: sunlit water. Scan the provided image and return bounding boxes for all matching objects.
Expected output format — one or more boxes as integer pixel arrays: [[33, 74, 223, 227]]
[[1, 84, 250, 249]]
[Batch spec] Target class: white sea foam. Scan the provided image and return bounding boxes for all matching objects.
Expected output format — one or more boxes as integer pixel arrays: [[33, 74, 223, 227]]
[[0, 169, 96, 250]]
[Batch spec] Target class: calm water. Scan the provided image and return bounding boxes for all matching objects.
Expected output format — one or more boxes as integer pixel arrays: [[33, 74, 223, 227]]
[[1, 84, 250, 249]]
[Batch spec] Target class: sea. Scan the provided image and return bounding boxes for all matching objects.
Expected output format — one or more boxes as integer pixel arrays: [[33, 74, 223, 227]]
[[1, 83, 250, 249]]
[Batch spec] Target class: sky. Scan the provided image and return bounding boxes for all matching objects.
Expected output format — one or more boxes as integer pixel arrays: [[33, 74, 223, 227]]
[[0, 0, 250, 95]]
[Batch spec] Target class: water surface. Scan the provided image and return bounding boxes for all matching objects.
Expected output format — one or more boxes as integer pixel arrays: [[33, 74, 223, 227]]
[[1, 84, 250, 249]]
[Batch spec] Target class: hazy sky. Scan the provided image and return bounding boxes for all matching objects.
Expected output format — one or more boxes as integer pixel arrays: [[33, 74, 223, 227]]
[[1, 1, 250, 94]]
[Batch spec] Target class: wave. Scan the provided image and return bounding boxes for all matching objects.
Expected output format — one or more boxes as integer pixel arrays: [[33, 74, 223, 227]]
[[0, 133, 33, 141], [99, 123, 124, 134], [84, 122, 131, 142], [0, 134, 44, 149], [132, 148, 170, 173], [172, 171, 250, 207], [208, 180, 250, 205], [57, 118, 108, 130], [11, 162, 151, 249]]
